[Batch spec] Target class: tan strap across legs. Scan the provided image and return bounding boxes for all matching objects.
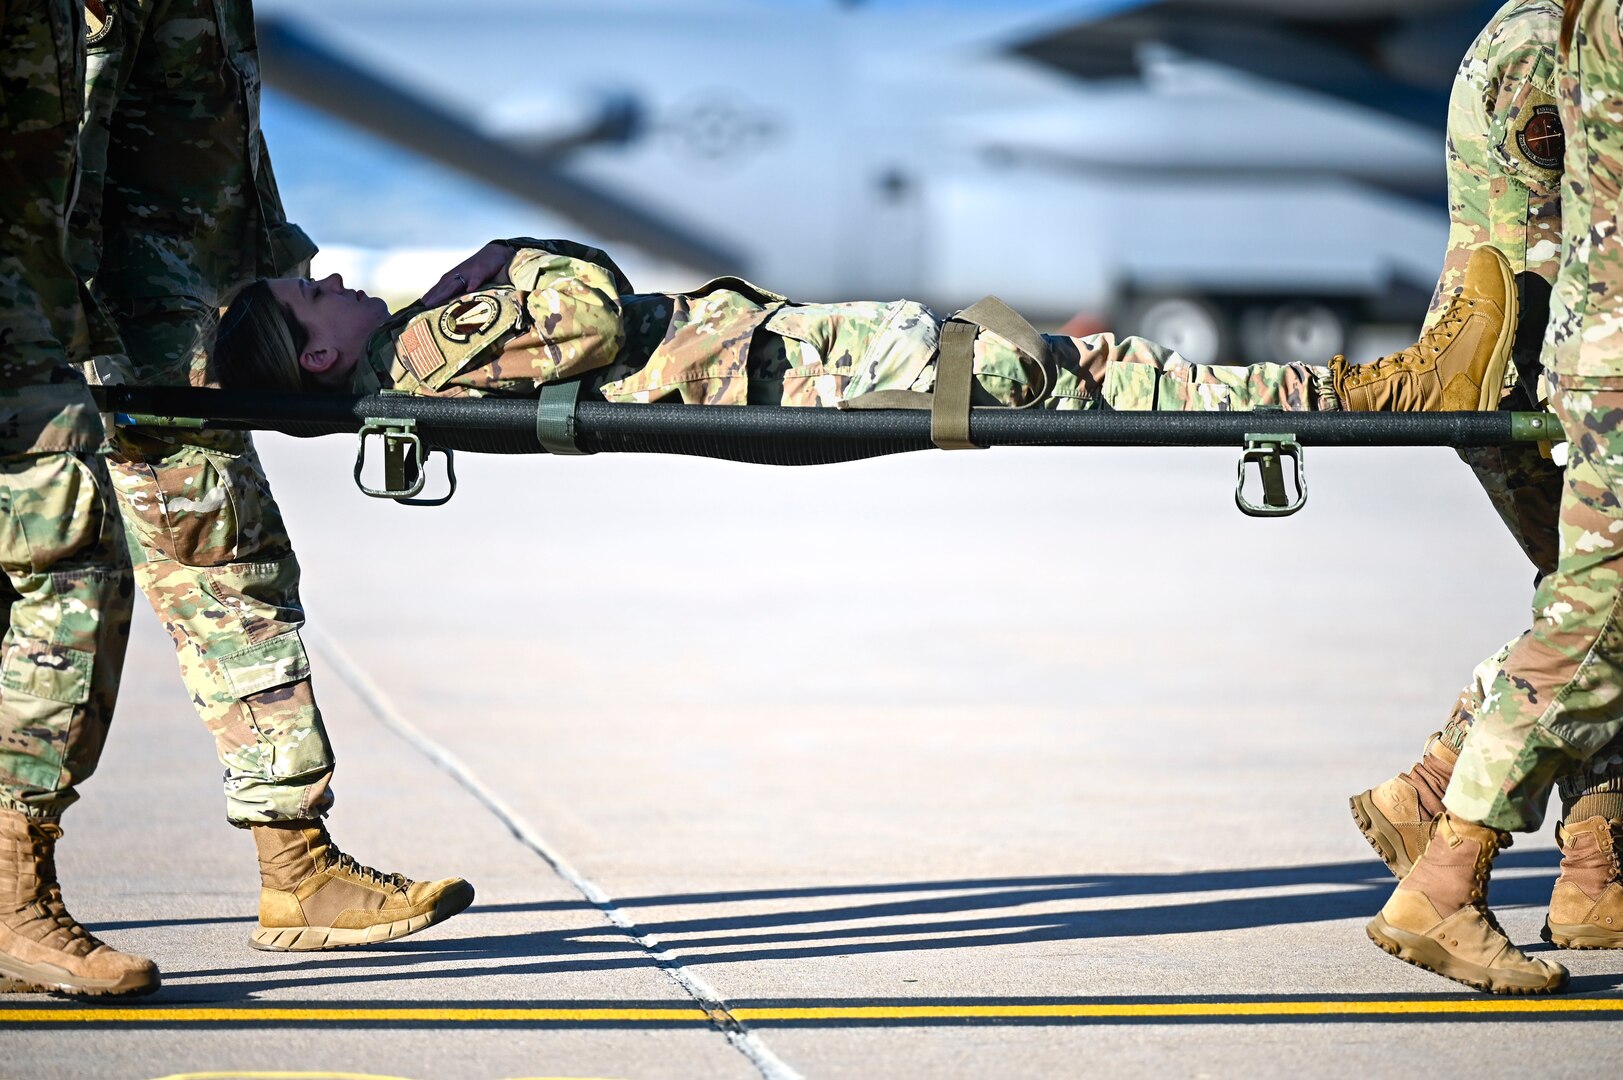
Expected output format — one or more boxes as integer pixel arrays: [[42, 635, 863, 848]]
[[955, 296, 1051, 380], [840, 295, 1051, 451], [931, 318, 980, 449]]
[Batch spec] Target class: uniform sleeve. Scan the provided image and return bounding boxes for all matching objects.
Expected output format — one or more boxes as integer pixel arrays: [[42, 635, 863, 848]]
[[1481, 9, 1565, 280], [443, 247, 628, 394], [1482, 12, 1563, 191], [1428, 5, 1563, 319]]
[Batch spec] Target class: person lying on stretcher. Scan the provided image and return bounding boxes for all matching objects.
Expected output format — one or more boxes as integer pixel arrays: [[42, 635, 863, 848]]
[[212, 237, 1518, 416]]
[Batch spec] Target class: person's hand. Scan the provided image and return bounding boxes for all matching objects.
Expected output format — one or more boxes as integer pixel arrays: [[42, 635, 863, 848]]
[[418, 242, 513, 307]]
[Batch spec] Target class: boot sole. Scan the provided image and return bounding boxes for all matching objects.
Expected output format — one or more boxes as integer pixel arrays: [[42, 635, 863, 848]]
[[1367, 914, 1566, 995], [1542, 919, 1623, 950], [0, 957, 159, 997], [248, 881, 475, 952], [1349, 792, 1417, 879], [1475, 249, 1519, 410]]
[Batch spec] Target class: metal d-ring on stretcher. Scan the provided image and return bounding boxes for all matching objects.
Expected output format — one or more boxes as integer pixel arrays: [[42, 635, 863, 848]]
[[95, 384, 1565, 519]]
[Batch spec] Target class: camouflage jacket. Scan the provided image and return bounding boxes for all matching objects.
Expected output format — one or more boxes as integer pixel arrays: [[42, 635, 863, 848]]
[[0, 0, 104, 454], [358, 240, 1053, 409], [1429, 0, 1564, 324], [359, 239, 631, 398], [359, 238, 792, 404], [73, 0, 316, 375], [1545, 0, 1623, 382]]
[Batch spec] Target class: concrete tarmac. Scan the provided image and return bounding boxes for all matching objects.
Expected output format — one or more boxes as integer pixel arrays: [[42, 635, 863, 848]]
[[6, 432, 1623, 1078]]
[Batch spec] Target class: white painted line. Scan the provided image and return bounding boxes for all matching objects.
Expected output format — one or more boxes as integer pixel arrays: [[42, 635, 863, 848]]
[[306, 629, 802, 1080]]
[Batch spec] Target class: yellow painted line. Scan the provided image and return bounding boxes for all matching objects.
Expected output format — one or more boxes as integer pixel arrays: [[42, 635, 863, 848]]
[[3, 999, 1623, 1025], [733, 999, 1623, 1020], [0, 1006, 708, 1024], [154, 1073, 420, 1080], [153, 1074, 625, 1080]]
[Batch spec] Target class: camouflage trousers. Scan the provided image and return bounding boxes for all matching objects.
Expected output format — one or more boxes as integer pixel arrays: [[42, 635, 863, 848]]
[[1458, 443, 1563, 579], [1440, 629, 1623, 820], [74, 0, 335, 826], [0, 450, 133, 819], [1044, 334, 1326, 412], [1447, 388, 1623, 830], [107, 426, 334, 826], [733, 301, 1329, 413]]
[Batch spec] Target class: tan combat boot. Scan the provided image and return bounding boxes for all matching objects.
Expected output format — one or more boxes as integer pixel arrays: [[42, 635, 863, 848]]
[[1333, 245, 1517, 412], [1349, 736, 1458, 878], [250, 821, 474, 951], [0, 811, 158, 996], [1367, 811, 1566, 994], [1542, 815, 1623, 949]]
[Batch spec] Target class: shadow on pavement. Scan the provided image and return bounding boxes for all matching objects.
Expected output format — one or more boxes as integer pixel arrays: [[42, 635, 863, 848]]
[[87, 850, 1616, 1001]]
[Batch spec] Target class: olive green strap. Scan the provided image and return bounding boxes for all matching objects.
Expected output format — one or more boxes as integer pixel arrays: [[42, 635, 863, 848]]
[[955, 295, 1052, 403], [840, 295, 1049, 451], [932, 319, 980, 450], [932, 295, 1050, 449], [535, 377, 589, 455]]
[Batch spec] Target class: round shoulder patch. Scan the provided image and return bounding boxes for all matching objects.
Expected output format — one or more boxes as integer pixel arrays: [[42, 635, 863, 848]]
[[438, 294, 501, 343], [86, 0, 114, 45], [1516, 103, 1564, 172]]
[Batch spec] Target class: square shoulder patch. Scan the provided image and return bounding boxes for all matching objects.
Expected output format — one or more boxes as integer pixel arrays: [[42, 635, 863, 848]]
[[398, 317, 447, 382]]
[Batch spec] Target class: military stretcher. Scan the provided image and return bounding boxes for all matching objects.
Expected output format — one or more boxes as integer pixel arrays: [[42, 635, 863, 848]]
[[93, 384, 1564, 519]]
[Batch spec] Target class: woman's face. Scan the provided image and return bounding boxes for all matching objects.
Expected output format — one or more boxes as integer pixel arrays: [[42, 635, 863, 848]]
[[269, 273, 392, 387]]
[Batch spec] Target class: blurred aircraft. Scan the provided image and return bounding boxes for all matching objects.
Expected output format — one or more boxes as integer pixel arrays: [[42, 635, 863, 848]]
[[255, 0, 1502, 365]]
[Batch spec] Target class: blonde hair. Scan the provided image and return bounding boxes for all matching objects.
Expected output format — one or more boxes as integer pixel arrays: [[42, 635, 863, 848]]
[[209, 279, 312, 392]]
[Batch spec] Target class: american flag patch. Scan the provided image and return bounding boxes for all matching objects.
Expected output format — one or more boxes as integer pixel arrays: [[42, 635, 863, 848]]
[[399, 318, 446, 382]]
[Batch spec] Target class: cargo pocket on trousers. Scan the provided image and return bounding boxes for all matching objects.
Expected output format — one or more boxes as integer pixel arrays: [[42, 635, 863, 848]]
[[1, 641, 93, 705], [1, 454, 111, 575], [1099, 360, 1162, 410], [220, 631, 310, 701], [837, 301, 940, 399], [150, 449, 260, 567], [219, 630, 326, 779]]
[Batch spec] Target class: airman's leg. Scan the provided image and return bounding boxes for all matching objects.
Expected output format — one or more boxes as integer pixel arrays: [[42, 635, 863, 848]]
[[1044, 332, 1332, 412], [81, 0, 470, 948], [0, 451, 157, 996], [107, 426, 337, 825], [1351, 633, 1623, 954], [0, 453, 131, 822], [1447, 389, 1623, 833], [0, 0, 155, 996]]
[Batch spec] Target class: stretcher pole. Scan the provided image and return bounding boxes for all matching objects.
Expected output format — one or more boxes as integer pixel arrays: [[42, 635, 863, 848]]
[[94, 385, 1563, 516]]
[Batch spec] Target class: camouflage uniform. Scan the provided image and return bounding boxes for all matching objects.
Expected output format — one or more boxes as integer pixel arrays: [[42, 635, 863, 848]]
[[1428, 0, 1568, 756], [1435, 0, 1568, 580], [1420, 0, 1623, 821], [358, 240, 1330, 415], [72, 0, 333, 824], [1446, 0, 1623, 830], [0, 0, 134, 819]]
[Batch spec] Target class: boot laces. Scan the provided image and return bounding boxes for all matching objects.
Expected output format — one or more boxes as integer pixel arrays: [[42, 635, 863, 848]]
[[1469, 829, 1513, 937], [1604, 820, 1623, 881], [327, 848, 409, 892], [1356, 300, 1474, 380]]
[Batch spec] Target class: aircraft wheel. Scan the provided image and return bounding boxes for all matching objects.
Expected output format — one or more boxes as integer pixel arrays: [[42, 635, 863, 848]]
[[1123, 295, 1233, 367], [1242, 302, 1349, 367]]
